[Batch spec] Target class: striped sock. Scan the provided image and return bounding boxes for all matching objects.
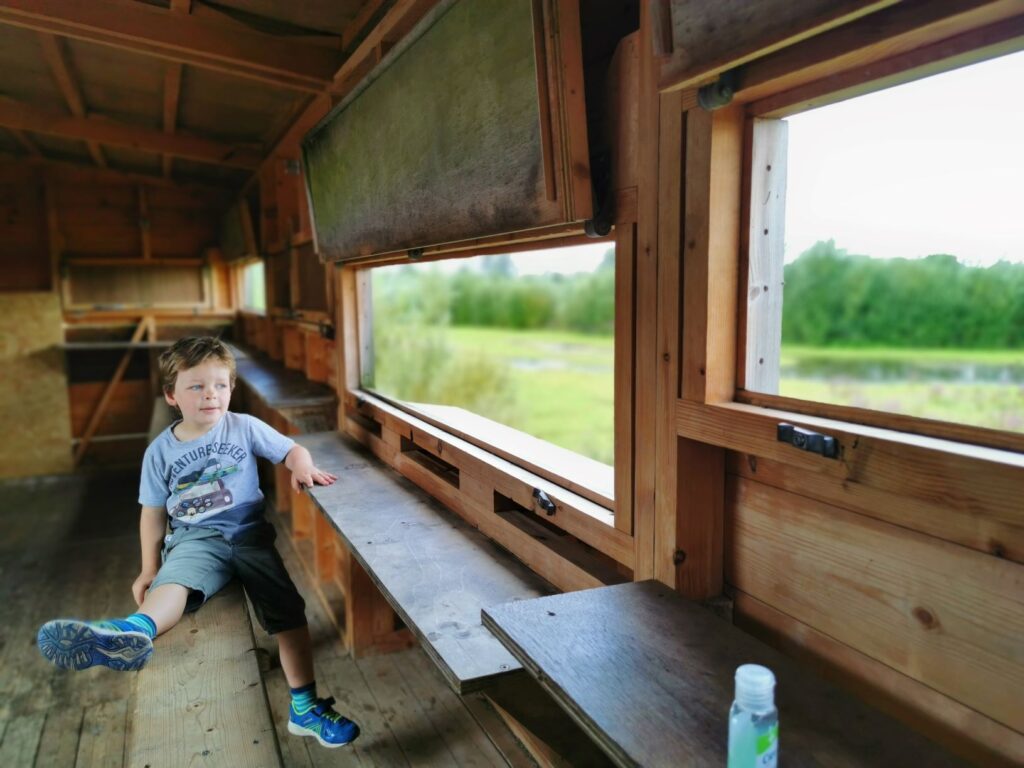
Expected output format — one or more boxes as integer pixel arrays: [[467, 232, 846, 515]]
[[290, 682, 317, 715], [94, 613, 158, 639]]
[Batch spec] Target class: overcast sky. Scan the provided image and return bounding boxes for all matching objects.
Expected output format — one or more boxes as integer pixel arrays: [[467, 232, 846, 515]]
[[784, 49, 1024, 266]]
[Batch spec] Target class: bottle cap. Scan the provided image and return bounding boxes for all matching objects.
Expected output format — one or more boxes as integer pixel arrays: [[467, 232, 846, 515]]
[[735, 664, 776, 711]]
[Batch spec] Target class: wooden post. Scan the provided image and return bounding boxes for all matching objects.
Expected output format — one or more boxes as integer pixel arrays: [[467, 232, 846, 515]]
[[314, 512, 338, 583], [740, 118, 788, 394], [291, 482, 313, 540]]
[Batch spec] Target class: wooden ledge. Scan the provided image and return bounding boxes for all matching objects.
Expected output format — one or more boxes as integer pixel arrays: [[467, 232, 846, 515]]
[[226, 342, 335, 411], [483, 581, 966, 768], [296, 431, 556, 693]]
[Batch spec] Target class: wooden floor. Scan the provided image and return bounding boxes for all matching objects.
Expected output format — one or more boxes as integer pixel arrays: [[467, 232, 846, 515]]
[[0, 470, 536, 767]]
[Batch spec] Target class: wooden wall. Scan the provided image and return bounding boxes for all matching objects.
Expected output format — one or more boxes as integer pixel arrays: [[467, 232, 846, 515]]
[[0, 161, 230, 470], [647, 2, 1024, 764], [0, 165, 48, 291]]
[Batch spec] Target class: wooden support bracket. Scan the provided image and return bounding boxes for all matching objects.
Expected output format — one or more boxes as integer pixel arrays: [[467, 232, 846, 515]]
[[73, 317, 149, 466]]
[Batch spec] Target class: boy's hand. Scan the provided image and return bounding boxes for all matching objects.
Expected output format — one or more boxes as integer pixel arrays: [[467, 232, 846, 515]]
[[285, 445, 337, 492], [132, 569, 158, 607], [290, 462, 338, 492]]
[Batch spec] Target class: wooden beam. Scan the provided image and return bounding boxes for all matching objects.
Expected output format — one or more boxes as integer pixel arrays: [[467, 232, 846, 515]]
[[0, 0, 340, 93], [0, 96, 262, 169], [331, 0, 440, 93], [733, 0, 1017, 103], [632, 0, 661, 581], [73, 318, 148, 466], [247, 0, 440, 191], [653, 89, 683, 589], [36, 32, 106, 167], [657, 0, 898, 92], [7, 127, 39, 155], [0, 154, 234, 194], [162, 62, 182, 178], [138, 186, 152, 260], [341, 0, 389, 51]]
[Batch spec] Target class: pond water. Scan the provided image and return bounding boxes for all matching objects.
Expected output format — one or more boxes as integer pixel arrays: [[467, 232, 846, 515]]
[[782, 357, 1024, 384]]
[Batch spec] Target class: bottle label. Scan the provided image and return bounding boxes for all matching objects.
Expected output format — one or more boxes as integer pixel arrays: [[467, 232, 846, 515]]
[[756, 724, 778, 766]]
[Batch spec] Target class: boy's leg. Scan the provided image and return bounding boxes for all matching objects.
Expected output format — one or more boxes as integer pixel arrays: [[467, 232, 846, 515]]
[[276, 625, 315, 689], [233, 529, 359, 748], [36, 584, 190, 673], [139, 583, 190, 635], [38, 527, 232, 672]]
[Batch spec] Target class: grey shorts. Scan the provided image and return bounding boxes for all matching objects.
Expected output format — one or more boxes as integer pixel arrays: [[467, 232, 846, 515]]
[[149, 523, 307, 634]]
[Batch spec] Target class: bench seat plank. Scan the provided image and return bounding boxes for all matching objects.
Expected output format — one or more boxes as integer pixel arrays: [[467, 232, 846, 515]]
[[296, 431, 555, 693], [226, 342, 335, 410], [482, 581, 965, 768], [127, 582, 282, 768]]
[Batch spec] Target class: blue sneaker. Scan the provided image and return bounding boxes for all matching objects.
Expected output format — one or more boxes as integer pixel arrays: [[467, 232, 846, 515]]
[[37, 619, 153, 672], [287, 696, 360, 748]]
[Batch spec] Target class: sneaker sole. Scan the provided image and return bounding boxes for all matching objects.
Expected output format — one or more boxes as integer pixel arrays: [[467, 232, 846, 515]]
[[287, 720, 356, 749], [37, 620, 153, 672]]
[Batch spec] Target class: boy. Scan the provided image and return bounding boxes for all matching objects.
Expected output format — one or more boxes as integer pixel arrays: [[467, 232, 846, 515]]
[[37, 336, 359, 749]]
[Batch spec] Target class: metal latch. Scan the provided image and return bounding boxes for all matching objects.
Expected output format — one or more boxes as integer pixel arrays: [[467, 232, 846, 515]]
[[777, 423, 838, 459]]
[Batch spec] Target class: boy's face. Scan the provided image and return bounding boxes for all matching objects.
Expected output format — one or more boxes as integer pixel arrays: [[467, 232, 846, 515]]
[[164, 359, 233, 432]]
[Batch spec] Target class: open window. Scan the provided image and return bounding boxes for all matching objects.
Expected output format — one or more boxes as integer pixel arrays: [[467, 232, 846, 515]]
[[360, 242, 616, 509], [238, 259, 266, 313], [740, 49, 1024, 445]]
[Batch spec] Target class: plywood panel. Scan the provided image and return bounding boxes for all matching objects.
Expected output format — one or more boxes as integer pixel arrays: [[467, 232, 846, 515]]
[[726, 475, 1024, 733], [0, 293, 72, 477]]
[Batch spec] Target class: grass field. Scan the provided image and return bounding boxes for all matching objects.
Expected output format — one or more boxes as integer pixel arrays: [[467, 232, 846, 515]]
[[371, 326, 1023, 464]]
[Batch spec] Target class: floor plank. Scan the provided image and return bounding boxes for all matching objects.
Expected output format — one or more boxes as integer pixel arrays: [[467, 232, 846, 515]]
[[0, 711, 45, 767], [395, 651, 510, 768], [355, 654, 455, 767], [75, 699, 128, 768], [1, 471, 537, 768], [35, 707, 85, 768]]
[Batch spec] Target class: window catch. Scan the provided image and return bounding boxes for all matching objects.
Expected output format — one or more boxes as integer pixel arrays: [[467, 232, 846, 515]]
[[776, 423, 839, 459], [532, 488, 557, 516]]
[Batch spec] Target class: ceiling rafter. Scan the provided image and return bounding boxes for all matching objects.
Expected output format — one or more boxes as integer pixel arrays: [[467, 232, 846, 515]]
[[163, 63, 183, 177], [249, 0, 440, 194], [36, 32, 106, 168], [0, 0, 341, 93], [8, 126, 41, 155], [0, 153, 236, 194], [0, 95, 262, 169], [161, 0, 191, 178]]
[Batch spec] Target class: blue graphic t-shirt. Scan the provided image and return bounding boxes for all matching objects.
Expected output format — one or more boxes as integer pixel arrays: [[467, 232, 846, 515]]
[[138, 411, 295, 541]]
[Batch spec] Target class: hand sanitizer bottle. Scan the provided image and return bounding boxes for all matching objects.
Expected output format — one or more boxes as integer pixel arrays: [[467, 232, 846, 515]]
[[727, 664, 778, 768]]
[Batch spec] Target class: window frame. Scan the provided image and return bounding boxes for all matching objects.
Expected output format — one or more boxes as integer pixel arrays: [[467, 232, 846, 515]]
[[336, 223, 638, 560], [732, 21, 1024, 454], [354, 234, 619, 508]]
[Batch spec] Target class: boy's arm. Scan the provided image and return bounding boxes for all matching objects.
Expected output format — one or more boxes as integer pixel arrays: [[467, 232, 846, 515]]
[[284, 444, 337, 492], [133, 505, 166, 605]]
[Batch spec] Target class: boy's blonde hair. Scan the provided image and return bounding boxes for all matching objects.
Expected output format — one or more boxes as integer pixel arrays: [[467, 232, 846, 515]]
[[158, 336, 236, 394]]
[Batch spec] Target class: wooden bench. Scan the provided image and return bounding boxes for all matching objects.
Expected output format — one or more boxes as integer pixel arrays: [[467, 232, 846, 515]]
[[127, 583, 280, 767], [132, 399, 281, 766], [482, 580, 967, 768], [224, 342, 336, 516], [295, 430, 556, 694]]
